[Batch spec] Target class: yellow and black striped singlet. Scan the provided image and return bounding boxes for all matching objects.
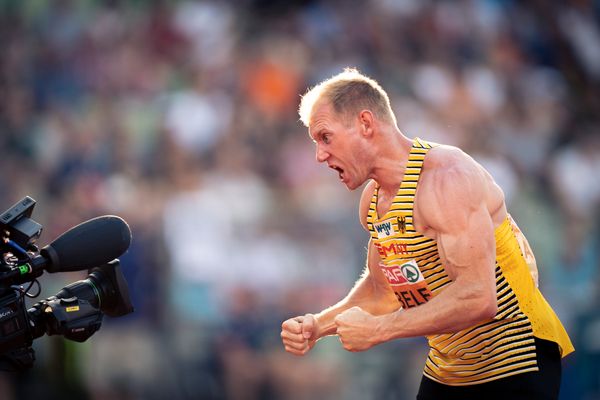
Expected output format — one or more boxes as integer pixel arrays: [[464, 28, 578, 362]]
[[366, 138, 574, 386]]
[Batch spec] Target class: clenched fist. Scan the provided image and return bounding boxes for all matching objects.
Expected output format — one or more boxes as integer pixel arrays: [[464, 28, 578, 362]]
[[334, 306, 381, 352], [281, 314, 319, 356]]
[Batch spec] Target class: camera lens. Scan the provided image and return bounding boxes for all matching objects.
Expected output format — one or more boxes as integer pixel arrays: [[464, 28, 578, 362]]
[[55, 260, 133, 317]]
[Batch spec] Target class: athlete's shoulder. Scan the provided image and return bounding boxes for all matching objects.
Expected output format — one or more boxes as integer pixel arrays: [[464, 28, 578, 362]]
[[423, 143, 500, 195], [418, 144, 490, 226], [423, 143, 476, 170], [417, 143, 506, 231]]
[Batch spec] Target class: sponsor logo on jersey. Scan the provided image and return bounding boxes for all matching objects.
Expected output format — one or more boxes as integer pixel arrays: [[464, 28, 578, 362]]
[[374, 217, 396, 238], [400, 261, 423, 283], [379, 260, 424, 285], [374, 241, 409, 257], [379, 260, 432, 308], [380, 262, 408, 285]]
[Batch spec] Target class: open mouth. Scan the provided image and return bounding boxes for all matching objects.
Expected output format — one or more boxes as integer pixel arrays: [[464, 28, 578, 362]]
[[329, 164, 345, 181]]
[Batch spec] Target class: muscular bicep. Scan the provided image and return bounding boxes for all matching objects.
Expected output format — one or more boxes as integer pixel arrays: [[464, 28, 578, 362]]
[[436, 204, 496, 284], [419, 157, 497, 299], [432, 202, 498, 320]]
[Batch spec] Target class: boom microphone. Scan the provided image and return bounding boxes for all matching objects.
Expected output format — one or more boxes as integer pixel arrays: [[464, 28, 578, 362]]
[[40, 216, 132, 273]]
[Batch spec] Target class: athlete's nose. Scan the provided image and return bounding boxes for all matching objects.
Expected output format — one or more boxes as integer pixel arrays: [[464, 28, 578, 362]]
[[316, 144, 329, 163]]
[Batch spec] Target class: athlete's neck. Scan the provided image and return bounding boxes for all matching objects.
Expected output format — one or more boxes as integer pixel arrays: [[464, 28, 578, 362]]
[[370, 131, 413, 194]]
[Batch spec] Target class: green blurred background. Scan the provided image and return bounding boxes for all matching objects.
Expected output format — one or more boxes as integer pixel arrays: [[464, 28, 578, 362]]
[[0, 0, 599, 399]]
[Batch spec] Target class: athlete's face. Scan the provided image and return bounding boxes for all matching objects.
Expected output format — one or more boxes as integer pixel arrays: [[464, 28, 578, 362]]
[[308, 102, 371, 190]]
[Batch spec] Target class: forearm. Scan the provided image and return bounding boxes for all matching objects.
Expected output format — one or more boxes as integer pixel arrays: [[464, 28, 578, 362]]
[[375, 280, 496, 341]]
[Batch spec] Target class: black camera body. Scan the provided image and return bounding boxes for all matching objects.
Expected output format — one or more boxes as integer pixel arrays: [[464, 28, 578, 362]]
[[0, 196, 134, 371]]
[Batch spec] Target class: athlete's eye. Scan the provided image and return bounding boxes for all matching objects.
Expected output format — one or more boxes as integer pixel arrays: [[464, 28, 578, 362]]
[[322, 134, 331, 144]]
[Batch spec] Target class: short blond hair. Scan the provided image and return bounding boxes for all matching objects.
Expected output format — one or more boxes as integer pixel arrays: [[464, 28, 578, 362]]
[[298, 67, 397, 127]]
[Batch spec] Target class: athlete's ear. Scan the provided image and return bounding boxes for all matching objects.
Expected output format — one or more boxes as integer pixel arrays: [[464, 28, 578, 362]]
[[359, 110, 375, 137]]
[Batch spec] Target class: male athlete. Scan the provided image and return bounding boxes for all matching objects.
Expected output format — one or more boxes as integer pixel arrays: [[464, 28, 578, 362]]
[[280, 68, 573, 399]]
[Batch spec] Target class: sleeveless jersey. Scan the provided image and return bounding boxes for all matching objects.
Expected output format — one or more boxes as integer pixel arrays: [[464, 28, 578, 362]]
[[366, 137, 574, 386]]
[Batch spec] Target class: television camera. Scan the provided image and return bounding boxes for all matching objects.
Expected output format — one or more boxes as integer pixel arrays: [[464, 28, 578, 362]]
[[0, 196, 134, 371]]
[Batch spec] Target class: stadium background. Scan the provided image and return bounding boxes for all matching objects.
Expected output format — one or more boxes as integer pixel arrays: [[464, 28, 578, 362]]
[[1, 0, 599, 399]]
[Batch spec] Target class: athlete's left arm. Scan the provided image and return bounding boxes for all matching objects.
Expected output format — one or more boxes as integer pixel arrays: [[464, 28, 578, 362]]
[[334, 151, 499, 351]]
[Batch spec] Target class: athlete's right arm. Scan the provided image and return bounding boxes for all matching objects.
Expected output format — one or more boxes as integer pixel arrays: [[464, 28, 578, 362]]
[[281, 181, 399, 356]]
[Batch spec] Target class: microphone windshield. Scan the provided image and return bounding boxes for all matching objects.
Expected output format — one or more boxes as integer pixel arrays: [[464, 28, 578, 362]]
[[41, 216, 132, 273]]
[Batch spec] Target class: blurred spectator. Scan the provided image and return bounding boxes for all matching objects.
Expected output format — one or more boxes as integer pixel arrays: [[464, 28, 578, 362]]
[[549, 133, 600, 267]]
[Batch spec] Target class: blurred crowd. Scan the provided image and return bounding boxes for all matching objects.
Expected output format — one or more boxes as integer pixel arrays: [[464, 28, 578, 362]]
[[0, 0, 599, 399]]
